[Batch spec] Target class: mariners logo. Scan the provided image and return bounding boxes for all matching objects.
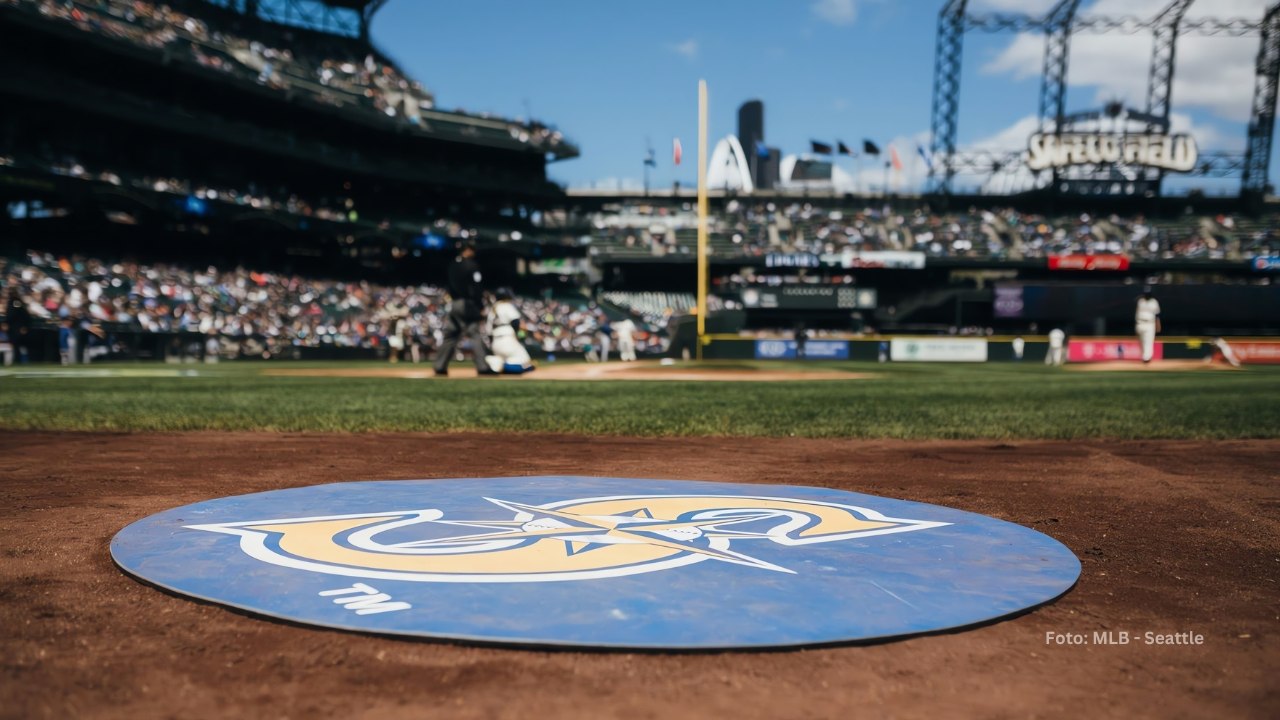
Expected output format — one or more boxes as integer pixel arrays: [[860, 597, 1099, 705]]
[[189, 494, 947, 583], [113, 477, 1081, 649]]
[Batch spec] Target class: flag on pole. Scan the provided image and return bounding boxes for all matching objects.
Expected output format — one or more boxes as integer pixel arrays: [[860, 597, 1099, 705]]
[[673, 137, 683, 166], [837, 140, 854, 156], [810, 140, 833, 155], [863, 140, 881, 156], [756, 140, 770, 158], [644, 148, 656, 167], [916, 144, 932, 171], [890, 145, 903, 171]]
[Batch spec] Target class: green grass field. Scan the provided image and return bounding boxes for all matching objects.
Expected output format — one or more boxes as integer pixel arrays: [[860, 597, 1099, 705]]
[[2, 360, 1278, 439]]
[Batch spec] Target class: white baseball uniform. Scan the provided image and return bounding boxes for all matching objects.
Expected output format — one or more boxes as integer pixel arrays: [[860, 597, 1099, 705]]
[[485, 300, 532, 373], [1135, 297, 1160, 363], [615, 319, 637, 362], [1046, 328, 1065, 366]]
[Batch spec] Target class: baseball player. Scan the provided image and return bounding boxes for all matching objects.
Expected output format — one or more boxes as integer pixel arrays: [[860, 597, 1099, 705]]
[[1212, 337, 1242, 368], [614, 316, 637, 362], [596, 314, 613, 363], [0, 322, 14, 367], [387, 315, 406, 363], [1046, 327, 1066, 366], [1135, 289, 1161, 364], [483, 288, 534, 374]]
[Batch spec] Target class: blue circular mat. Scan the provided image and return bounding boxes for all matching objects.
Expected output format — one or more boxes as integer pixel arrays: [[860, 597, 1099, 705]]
[[111, 476, 1080, 649]]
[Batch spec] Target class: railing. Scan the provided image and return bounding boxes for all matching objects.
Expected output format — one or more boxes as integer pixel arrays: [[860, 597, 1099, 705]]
[[6, 327, 382, 364]]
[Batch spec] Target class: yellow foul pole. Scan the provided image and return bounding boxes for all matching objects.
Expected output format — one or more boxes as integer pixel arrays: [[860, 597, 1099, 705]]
[[696, 79, 708, 361]]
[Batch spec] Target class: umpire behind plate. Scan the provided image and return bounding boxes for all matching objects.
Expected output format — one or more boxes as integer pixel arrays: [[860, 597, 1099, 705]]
[[434, 241, 497, 376]]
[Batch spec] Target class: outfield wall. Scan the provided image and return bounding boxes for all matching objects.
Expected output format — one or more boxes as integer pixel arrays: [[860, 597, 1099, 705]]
[[700, 335, 1280, 364]]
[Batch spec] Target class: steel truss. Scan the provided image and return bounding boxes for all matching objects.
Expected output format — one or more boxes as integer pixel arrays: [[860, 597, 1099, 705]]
[[928, 1, 968, 199], [927, 0, 1277, 201], [1037, 0, 1082, 191], [1244, 3, 1280, 197], [1144, 1, 1195, 196]]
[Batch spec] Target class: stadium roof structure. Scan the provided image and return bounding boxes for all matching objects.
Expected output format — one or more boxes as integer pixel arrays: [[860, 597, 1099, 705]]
[[927, 0, 1279, 206]]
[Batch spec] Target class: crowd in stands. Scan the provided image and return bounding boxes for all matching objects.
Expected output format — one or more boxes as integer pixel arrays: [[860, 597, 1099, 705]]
[[599, 291, 725, 336], [38, 153, 363, 223], [589, 201, 1277, 261], [0, 251, 666, 361], [8, 0, 569, 152], [10, 152, 539, 244]]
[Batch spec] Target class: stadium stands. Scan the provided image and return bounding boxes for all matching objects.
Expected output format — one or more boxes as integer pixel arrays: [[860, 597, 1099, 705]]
[[3, 0, 1278, 356], [1, 250, 667, 360], [5, 0, 571, 155], [585, 200, 1277, 261], [0, 0, 589, 292], [8, 150, 582, 250], [599, 291, 729, 336]]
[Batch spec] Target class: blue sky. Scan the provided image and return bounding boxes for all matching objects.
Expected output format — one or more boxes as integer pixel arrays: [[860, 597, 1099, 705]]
[[371, 0, 1270, 196]]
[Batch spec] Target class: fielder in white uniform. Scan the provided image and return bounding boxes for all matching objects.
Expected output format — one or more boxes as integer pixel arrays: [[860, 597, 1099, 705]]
[[484, 289, 534, 374], [615, 318, 637, 362], [1046, 328, 1066, 366], [1212, 337, 1241, 368], [1135, 290, 1161, 363]]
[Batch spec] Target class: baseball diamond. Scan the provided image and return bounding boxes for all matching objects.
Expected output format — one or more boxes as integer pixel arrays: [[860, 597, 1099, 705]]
[[3, 0, 1280, 717]]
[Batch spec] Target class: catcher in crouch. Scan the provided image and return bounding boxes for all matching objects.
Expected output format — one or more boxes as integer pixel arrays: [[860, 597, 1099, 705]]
[[484, 288, 535, 375]]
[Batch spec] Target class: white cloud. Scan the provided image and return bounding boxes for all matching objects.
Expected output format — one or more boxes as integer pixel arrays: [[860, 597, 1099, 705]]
[[1168, 112, 1239, 151], [812, 0, 857, 26], [954, 115, 1049, 192], [969, 0, 1058, 12], [962, 111, 1232, 151], [981, 0, 1267, 122], [669, 39, 698, 60], [967, 114, 1043, 152]]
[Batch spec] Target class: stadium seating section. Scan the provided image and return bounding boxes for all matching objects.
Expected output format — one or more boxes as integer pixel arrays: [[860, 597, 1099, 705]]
[[586, 201, 1277, 261], [6, 0, 570, 154], [1, 250, 667, 359]]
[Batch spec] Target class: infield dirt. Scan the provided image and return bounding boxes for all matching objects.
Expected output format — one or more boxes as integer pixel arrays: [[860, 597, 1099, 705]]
[[261, 361, 873, 382], [1, 432, 1276, 719]]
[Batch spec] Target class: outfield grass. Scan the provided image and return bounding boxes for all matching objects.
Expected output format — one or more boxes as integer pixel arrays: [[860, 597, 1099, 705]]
[[1, 361, 1278, 439]]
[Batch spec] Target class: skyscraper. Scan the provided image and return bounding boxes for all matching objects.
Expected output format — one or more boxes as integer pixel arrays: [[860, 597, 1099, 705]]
[[758, 148, 780, 191], [737, 100, 764, 188]]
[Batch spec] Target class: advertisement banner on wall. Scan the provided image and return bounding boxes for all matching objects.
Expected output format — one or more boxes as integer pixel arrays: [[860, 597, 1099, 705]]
[[1220, 341, 1280, 364], [821, 250, 926, 270], [993, 286, 1025, 318], [1067, 340, 1163, 362], [1047, 255, 1131, 271], [755, 340, 850, 360], [765, 253, 821, 268], [889, 338, 988, 362], [1250, 256, 1280, 272]]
